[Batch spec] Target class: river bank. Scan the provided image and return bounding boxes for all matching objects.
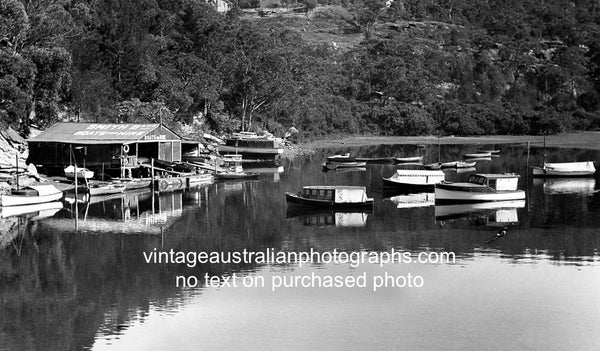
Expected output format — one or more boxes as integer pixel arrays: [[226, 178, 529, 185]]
[[283, 131, 600, 159]]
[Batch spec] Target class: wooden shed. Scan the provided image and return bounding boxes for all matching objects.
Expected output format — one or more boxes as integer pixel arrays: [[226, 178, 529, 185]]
[[27, 123, 182, 177]]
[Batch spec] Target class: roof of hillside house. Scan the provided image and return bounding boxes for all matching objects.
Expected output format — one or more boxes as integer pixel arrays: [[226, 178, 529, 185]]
[[27, 122, 181, 144]]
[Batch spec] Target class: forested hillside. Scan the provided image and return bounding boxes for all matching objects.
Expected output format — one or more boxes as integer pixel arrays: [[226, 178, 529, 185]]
[[2, 0, 600, 138]]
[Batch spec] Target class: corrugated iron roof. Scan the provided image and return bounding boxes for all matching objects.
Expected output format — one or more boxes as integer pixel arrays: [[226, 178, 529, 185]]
[[27, 122, 177, 144]]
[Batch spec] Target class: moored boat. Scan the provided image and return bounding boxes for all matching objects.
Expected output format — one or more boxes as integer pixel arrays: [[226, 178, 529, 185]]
[[435, 173, 525, 203], [456, 161, 477, 168], [441, 161, 458, 168], [532, 161, 596, 177], [464, 152, 492, 158], [393, 156, 423, 163], [322, 161, 367, 170], [477, 149, 500, 154], [382, 169, 445, 192], [327, 153, 357, 162], [214, 154, 258, 181], [218, 132, 284, 157], [285, 185, 373, 208], [424, 162, 443, 170], [64, 165, 94, 180], [0, 184, 63, 207], [88, 182, 126, 196]]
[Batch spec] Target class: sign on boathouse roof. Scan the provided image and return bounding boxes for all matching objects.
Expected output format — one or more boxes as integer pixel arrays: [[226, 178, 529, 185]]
[[28, 123, 181, 144]]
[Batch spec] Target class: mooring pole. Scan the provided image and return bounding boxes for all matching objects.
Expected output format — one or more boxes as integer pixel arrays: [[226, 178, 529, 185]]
[[15, 154, 19, 191]]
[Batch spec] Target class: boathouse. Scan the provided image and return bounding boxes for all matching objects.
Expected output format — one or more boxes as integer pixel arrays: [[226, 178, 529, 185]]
[[27, 122, 182, 177]]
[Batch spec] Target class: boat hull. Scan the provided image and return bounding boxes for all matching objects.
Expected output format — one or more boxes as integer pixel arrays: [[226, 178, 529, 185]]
[[393, 156, 423, 163], [215, 173, 259, 180], [218, 145, 283, 156], [382, 177, 435, 192], [434, 184, 525, 203], [88, 185, 126, 196], [532, 166, 595, 177], [1, 189, 63, 207], [285, 192, 373, 208]]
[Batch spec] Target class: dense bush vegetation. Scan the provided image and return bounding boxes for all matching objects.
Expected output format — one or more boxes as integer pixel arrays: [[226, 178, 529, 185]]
[[2, 0, 600, 139]]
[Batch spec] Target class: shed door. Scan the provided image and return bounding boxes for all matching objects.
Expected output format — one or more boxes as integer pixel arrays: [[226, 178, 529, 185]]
[[159, 142, 173, 161], [172, 141, 181, 162]]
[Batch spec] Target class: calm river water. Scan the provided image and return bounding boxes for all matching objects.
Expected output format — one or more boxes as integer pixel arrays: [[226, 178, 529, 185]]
[[1, 143, 599, 351]]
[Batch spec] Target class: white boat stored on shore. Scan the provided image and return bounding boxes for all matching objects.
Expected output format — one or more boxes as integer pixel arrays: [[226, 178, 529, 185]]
[[0, 184, 64, 207], [64, 165, 94, 180], [532, 161, 596, 177], [382, 169, 445, 191], [435, 173, 525, 203]]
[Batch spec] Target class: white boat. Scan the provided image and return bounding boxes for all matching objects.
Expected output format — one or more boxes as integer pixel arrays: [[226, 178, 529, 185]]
[[64, 165, 94, 180], [286, 185, 373, 208], [215, 154, 258, 180], [0, 184, 63, 207], [435, 173, 525, 203], [456, 161, 477, 168], [322, 161, 367, 170], [477, 149, 500, 154], [327, 153, 352, 161], [532, 161, 596, 177], [382, 169, 445, 191], [393, 156, 423, 163], [441, 161, 457, 168], [464, 152, 491, 158]]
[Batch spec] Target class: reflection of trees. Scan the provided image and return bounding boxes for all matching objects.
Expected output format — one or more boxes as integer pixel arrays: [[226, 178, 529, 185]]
[[2, 144, 599, 349]]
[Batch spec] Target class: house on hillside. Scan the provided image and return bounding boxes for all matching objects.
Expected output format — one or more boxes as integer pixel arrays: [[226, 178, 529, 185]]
[[207, 0, 232, 13]]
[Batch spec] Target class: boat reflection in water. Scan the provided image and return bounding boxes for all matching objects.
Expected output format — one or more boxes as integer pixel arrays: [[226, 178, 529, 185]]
[[535, 178, 597, 195], [435, 200, 526, 226], [43, 190, 186, 234], [383, 192, 435, 208], [1, 201, 63, 220], [286, 207, 370, 227]]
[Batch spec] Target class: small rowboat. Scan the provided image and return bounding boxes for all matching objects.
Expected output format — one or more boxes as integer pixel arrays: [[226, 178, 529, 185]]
[[464, 152, 491, 158], [327, 153, 354, 162], [477, 149, 500, 154], [424, 162, 443, 170], [322, 161, 367, 170], [456, 161, 477, 168], [434, 173, 525, 203], [393, 156, 423, 163], [382, 170, 445, 192], [286, 185, 373, 208], [64, 165, 94, 180], [441, 161, 458, 168], [0, 184, 63, 207], [532, 161, 596, 177]]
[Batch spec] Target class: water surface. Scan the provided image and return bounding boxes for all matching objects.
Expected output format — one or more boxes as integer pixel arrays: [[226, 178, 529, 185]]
[[1, 143, 599, 350]]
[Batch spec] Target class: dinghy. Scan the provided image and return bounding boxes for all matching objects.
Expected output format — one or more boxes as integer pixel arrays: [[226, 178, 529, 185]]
[[0, 184, 63, 207]]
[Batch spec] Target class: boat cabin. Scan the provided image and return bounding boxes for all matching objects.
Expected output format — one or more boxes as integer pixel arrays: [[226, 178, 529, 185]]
[[467, 174, 520, 191], [301, 186, 370, 204]]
